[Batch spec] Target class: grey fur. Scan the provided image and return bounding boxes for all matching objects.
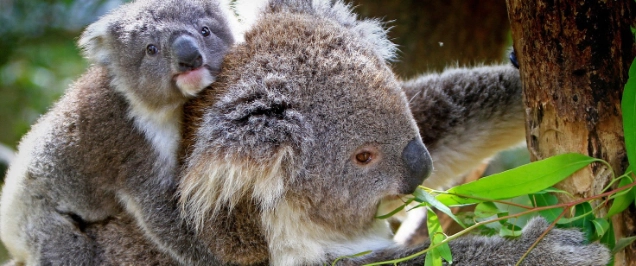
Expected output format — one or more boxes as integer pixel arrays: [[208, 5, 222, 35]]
[[0, 0, 237, 265], [1, 0, 610, 265], [404, 65, 526, 189], [78, 0, 608, 265], [390, 64, 527, 244], [179, 1, 608, 264]]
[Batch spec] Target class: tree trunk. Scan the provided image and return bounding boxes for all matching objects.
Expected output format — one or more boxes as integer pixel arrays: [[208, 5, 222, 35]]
[[351, 0, 510, 77], [506, 1, 636, 264]]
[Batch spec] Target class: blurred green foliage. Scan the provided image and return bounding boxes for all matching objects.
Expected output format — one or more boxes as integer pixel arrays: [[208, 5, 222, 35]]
[[0, 0, 126, 174]]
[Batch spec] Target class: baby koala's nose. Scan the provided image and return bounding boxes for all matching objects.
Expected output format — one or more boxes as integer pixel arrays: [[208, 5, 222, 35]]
[[172, 35, 203, 72]]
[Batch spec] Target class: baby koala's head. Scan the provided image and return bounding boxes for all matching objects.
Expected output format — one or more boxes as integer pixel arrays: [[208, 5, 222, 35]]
[[79, 0, 238, 109]]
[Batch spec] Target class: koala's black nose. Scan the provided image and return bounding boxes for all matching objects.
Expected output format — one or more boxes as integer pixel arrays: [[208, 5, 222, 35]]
[[400, 137, 433, 194], [172, 35, 203, 72]]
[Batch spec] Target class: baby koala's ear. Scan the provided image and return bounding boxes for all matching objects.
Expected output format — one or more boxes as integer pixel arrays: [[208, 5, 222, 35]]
[[78, 16, 114, 65]]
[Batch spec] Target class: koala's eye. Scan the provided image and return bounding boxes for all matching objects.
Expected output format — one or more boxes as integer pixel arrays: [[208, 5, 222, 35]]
[[355, 152, 373, 164], [201, 26, 211, 37], [352, 146, 380, 166], [146, 44, 158, 56]]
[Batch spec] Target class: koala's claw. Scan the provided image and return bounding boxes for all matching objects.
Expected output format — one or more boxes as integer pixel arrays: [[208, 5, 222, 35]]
[[509, 50, 519, 69]]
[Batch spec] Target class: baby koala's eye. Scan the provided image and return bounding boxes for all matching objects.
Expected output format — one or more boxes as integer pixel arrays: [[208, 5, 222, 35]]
[[146, 44, 158, 56], [201, 26, 211, 37]]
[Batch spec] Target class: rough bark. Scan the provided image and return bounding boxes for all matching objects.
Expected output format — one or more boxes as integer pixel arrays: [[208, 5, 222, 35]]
[[507, 0, 636, 264], [351, 0, 510, 77]]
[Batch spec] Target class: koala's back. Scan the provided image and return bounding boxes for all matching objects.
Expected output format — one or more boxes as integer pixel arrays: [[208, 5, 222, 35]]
[[0, 66, 160, 263]]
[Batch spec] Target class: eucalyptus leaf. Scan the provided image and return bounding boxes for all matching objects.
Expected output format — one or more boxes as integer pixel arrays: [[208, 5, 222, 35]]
[[555, 203, 595, 241], [601, 222, 616, 250], [496, 212, 510, 225], [601, 222, 616, 266], [573, 202, 594, 228], [622, 58, 636, 169], [557, 203, 594, 226], [533, 187, 570, 195], [474, 202, 500, 218], [415, 189, 466, 228], [529, 193, 563, 222], [612, 236, 636, 255], [607, 175, 635, 217], [591, 218, 610, 239], [436, 153, 599, 206], [426, 209, 452, 265], [424, 248, 441, 266], [499, 223, 523, 237], [609, 174, 635, 199]]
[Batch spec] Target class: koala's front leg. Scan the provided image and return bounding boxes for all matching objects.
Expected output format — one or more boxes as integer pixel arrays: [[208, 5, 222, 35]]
[[118, 173, 223, 266], [349, 217, 610, 266], [402, 64, 524, 189]]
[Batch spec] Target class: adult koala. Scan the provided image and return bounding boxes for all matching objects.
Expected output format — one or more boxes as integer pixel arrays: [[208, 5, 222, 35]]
[[61, 0, 609, 265]]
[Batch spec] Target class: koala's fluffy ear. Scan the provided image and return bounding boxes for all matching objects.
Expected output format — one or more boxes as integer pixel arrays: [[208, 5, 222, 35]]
[[314, 0, 397, 61], [234, 0, 396, 62], [78, 16, 113, 65], [179, 73, 311, 230]]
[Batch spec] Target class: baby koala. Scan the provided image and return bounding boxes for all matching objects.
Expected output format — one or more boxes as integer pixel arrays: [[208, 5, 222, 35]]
[[0, 0, 239, 265]]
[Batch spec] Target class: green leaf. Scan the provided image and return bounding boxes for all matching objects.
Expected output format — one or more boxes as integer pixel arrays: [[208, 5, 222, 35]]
[[556, 203, 595, 241], [529, 193, 563, 222], [591, 218, 610, 239], [474, 202, 501, 218], [601, 223, 616, 266], [437, 243, 452, 264], [555, 203, 593, 226], [622, 58, 636, 169], [612, 236, 636, 255], [601, 222, 616, 250], [499, 223, 523, 237], [572, 202, 594, 228], [437, 153, 599, 206], [607, 175, 635, 217], [426, 209, 452, 265], [533, 187, 570, 195], [496, 211, 510, 225], [415, 189, 466, 228], [424, 248, 441, 266]]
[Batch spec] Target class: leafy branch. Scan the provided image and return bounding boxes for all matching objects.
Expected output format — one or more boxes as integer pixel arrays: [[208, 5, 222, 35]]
[[365, 175, 636, 266]]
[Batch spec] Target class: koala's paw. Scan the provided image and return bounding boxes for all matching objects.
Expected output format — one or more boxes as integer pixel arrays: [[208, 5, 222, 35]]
[[519, 217, 610, 266]]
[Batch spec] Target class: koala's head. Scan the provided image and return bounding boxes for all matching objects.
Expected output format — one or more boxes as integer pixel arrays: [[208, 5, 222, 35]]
[[79, 0, 238, 109], [180, 0, 432, 262]]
